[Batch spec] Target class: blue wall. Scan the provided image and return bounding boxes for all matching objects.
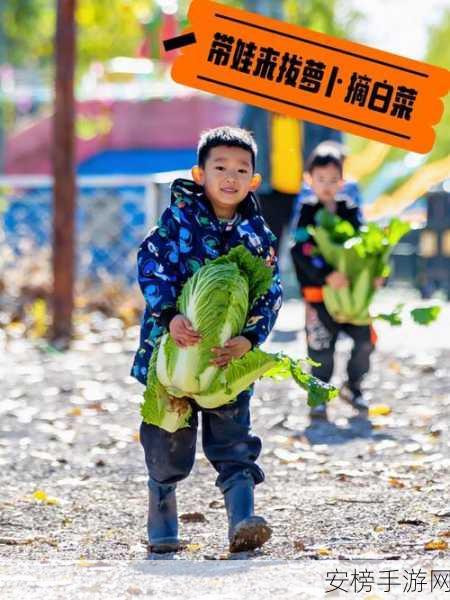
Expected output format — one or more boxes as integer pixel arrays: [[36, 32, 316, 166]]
[[77, 148, 197, 175]]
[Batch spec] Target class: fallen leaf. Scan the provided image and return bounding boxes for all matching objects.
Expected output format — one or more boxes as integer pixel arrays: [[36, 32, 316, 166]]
[[186, 543, 202, 552], [32, 489, 60, 505], [86, 401, 106, 412], [0, 537, 33, 545], [318, 547, 332, 556], [127, 586, 143, 595], [77, 560, 98, 567], [424, 539, 448, 551], [0, 536, 57, 547], [398, 519, 426, 526], [29, 299, 49, 338], [273, 448, 301, 463], [180, 512, 207, 523], [369, 404, 392, 417], [68, 406, 82, 417], [388, 361, 402, 374], [293, 540, 306, 551], [438, 530, 450, 538], [132, 431, 140, 443], [433, 509, 450, 518], [388, 478, 405, 489]]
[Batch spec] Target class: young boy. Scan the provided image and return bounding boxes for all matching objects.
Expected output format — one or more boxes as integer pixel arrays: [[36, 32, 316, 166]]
[[131, 126, 282, 553], [290, 147, 379, 421]]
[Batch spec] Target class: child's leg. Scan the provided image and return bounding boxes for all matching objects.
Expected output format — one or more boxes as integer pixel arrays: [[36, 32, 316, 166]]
[[305, 302, 339, 418], [201, 387, 270, 552], [140, 414, 198, 485], [342, 324, 374, 392], [139, 414, 198, 553], [201, 387, 263, 493], [305, 302, 339, 383]]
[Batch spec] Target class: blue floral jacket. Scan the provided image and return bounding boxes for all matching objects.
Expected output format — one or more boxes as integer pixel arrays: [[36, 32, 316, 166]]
[[131, 178, 283, 385]]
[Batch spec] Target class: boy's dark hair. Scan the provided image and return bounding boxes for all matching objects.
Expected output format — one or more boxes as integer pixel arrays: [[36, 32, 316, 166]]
[[197, 126, 257, 171], [305, 146, 343, 176]]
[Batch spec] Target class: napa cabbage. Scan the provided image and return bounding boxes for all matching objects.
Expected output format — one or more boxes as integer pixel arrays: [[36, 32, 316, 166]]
[[141, 245, 337, 432]]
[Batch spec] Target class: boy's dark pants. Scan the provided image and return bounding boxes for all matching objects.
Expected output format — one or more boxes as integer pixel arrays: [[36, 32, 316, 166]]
[[305, 302, 375, 390], [140, 387, 264, 493]]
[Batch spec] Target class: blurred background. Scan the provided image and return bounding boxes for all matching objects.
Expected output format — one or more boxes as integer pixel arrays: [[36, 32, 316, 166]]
[[0, 0, 449, 340]]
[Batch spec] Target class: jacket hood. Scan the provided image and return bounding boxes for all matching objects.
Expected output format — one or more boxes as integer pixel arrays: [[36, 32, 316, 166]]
[[170, 178, 262, 221]]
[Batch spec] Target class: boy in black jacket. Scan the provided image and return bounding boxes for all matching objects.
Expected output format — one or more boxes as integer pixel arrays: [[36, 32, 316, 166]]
[[290, 148, 380, 421]]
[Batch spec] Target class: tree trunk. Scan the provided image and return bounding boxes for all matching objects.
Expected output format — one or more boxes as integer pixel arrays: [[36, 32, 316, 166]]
[[52, 0, 76, 346]]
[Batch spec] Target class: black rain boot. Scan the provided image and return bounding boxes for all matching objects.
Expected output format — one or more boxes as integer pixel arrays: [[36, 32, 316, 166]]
[[340, 381, 369, 414], [224, 480, 271, 553], [147, 479, 179, 553]]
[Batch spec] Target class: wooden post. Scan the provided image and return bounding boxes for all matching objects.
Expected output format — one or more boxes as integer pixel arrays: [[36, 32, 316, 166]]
[[52, 0, 76, 346]]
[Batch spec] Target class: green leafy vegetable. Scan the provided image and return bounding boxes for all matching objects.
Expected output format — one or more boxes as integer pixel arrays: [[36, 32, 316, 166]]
[[410, 306, 442, 325], [373, 304, 404, 327], [310, 210, 411, 325], [373, 304, 442, 328], [141, 246, 337, 431]]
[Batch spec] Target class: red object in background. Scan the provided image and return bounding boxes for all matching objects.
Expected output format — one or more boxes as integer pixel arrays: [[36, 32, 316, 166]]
[[160, 14, 178, 64], [302, 242, 315, 257], [137, 13, 178, 61], [137, 36, 151, 59], [5, 96, 241, 175]]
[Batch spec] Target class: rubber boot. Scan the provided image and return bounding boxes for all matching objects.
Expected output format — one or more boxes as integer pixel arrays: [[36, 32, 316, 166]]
[[340, 382, 369, 414], [147, 478, 179, 553], [224, 480, 271, 553]]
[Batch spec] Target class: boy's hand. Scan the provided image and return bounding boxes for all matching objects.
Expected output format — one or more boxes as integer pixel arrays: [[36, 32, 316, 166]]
[[325, 271, 349, 289], [374, 276, 385, 289], [169, 315, 201, 348], [210, 336, 252, 368]]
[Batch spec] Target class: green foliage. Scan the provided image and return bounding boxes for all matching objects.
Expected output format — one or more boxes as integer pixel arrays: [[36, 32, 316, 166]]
[[178, 0, 363, 38], [3, 0, 156, 69], [284, 0, 362, 39], [410, 306, 441, 326], [310, 210, 411, 324], [141, 245, 337, 431], [75, 0, 154, 71], [374, 304, 404, 327], [425, 9, 450, 163], [347, 9, 450, 193], [3, 0, 55, 67], [373, 304, 441, 327], [3, 0, 364, 72]]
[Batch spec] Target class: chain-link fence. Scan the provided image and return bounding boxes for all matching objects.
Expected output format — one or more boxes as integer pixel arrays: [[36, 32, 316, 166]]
[[0, 171, 189, 321], [0, 169, 307, 333]]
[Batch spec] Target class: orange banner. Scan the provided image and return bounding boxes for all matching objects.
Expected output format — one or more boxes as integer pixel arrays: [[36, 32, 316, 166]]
[[164, 0, 450, 153]]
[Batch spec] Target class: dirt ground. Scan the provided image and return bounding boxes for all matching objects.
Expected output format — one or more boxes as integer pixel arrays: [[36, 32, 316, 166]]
[[1, 299, 449, 563]]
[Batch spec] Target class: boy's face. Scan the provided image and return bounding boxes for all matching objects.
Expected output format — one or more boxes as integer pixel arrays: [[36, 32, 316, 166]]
[[306, 163, 343, 205], [192, 145, 261, 217]]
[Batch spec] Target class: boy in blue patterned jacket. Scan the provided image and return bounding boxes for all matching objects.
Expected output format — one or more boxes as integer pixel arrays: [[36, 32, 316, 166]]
[[131, 127, 282, 554]]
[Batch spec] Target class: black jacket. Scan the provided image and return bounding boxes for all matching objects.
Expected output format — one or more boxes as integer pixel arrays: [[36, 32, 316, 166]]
[[290, 193, 362, 291]]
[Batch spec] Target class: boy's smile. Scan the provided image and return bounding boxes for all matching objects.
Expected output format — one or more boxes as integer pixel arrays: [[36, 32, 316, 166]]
[[192, 145, 261, 219]]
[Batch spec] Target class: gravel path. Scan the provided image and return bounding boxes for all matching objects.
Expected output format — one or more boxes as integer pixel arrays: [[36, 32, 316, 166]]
[[1, 298, 449, 564]]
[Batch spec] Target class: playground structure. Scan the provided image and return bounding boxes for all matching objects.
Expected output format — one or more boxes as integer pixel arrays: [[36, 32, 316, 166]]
[[3, 86, 450, 301], [5, 94, 240, 175]]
